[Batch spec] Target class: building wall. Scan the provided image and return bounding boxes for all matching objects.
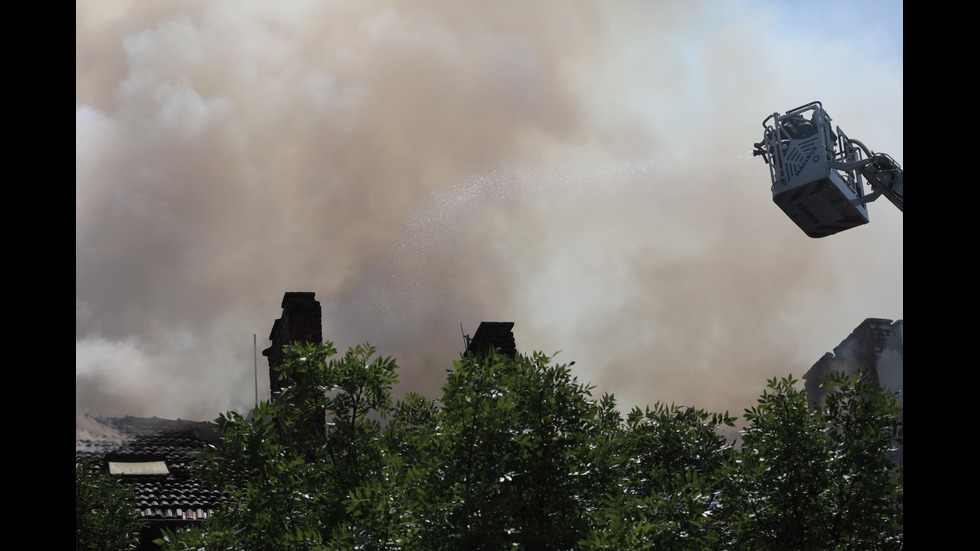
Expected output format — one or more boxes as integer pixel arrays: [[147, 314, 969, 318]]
[[802, 318, 903, 461], [802, 318, 903, 409]]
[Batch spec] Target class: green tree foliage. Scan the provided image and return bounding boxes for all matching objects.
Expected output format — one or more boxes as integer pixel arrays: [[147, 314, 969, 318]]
[[76, 459, 144, 551], [157, 341, 400, 550], [580, 403, 736, 551], [406, 350, 619, 550], [718, 373, 903, 550], [151, 340, 902, 551]]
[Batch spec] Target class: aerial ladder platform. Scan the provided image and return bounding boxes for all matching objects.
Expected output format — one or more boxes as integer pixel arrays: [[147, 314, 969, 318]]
[[753, 101, 903, 238]]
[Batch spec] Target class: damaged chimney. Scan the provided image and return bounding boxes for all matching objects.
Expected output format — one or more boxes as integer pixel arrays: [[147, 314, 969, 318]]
[[465, 321, 517, 359], [802, 317, 903, 408], [802, 317, 903, 462], [262, 292, 323, 395]]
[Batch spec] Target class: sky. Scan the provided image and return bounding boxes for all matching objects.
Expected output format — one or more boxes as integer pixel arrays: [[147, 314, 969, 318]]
[[76, 0, 902, 431]]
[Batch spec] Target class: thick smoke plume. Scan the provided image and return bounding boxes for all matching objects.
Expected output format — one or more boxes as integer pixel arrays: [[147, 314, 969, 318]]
[[77, 0, 903, 427]]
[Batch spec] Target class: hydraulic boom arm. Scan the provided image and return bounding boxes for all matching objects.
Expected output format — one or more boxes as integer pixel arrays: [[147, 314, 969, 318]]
[[837, 141, 903, 213]]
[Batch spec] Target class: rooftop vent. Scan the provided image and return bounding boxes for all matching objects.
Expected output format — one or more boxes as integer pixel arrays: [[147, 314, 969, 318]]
[[108, 460, 170, 476]]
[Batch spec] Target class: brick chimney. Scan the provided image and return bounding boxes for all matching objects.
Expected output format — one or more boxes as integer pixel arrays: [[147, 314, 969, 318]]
[[262, 292, 322, 395], [465, 321, 517, 359]]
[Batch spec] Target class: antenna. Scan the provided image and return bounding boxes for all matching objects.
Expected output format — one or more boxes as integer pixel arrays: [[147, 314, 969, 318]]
[[253, 333, 258, 409], [460, 322, 471, 350]]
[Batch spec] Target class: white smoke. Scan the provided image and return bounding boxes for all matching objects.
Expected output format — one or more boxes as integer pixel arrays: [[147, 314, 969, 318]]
[[76, 0, 902, 425]]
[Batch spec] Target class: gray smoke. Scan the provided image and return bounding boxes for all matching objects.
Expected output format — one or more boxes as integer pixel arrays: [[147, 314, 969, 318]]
[[76, 0, 903, 428]]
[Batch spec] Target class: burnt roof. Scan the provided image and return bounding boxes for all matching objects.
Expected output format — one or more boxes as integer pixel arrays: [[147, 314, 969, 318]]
[[76, 415, 231, 524]]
